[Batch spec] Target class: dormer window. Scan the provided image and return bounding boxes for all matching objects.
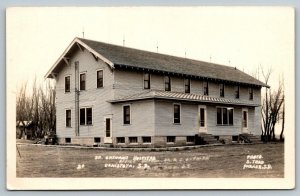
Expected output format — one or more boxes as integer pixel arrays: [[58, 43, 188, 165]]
[[184, 78, 190, 93], [144, 73, 150, 89]]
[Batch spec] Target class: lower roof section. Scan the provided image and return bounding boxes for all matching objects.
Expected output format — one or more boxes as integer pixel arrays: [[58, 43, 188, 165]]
[[108, 90, 260, 107]]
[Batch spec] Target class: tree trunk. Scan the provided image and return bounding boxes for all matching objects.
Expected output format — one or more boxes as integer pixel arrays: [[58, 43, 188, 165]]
[[280, 104, 285, 142]]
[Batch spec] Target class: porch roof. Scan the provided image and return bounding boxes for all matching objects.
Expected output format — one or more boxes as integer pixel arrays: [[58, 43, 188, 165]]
[[108, 90, 260, 107]]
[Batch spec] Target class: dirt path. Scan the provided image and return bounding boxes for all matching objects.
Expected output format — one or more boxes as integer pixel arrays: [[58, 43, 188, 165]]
[[16, 143, 284, 178]]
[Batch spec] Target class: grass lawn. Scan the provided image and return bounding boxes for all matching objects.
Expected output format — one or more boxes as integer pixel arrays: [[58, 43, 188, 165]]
[[16, 142, 284, 178]]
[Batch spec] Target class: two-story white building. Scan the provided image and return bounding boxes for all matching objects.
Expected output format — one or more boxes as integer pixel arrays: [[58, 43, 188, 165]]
[[45, 37, 267, 147]]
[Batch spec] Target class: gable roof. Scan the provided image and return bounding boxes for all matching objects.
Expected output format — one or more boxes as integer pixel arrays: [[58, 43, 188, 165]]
[[108, 90, 260, 107], [46, 37, 267, 87]]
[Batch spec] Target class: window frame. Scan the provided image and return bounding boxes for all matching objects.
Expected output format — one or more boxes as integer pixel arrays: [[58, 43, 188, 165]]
[[79, 107, 93, 126], [143, 73, 151, 89], [249, 87, 254, 100], [79, 73, 86, 91], [65, 109, 71, 127], [96, 69, 104, 88], [219, 83, 225, 97], [184, 78, 191, 93], [198, 105, 207, 128], [234, 85, 240, 99], [173, 103, 181, 124], [203, 81, 209, 95], [216, 107, 234, 126], [164, 76, 171, 91], [123, 104, 131, 125], [65, 75, 71, 93]]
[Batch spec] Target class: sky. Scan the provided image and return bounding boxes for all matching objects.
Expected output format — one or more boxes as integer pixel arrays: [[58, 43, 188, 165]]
[[6, 7, 294, 136]]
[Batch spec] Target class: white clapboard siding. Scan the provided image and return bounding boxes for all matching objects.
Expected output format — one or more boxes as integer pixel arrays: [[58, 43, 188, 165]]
[[56, 49, 114, 138], [112, 100, 155, 137]]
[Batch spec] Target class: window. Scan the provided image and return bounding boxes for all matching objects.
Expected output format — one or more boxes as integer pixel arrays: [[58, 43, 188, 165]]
[[164, 76, 171, 91], [65, 76, 70, 93], [144, 73, 150, 89], [117, 137, 125, 144], [129, 137, 138, 144], [243, 110, 248, 128], [97, 70, 103, 88], [199, 108, 205, 127], [65, 138, 71, 143], [203, 81, 209, 95], [123, 105, 131, 125], [173, 104, 181, 124], [80, 73, 86, 90], [167, 136, 176, 143], [187, 136, 195, 143], [142, 137, 151, 144], [217, 107, 234, 125], [105, 118, 111, 137], [94, 137, 101, 143], [234, 86, 240, 99], [66, 110, 71, 127], [219, 83, 224, 97], [86, 108, 92, 125], [249, 88, 253, 100], [80, 107, 93, 125], [80, 108, 85, 125], [184, 78, 190, 93]]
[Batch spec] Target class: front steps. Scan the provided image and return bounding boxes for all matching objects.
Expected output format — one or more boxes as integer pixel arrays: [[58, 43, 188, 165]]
[[196, 133, 219, 145], [239, 133, 262, 144]]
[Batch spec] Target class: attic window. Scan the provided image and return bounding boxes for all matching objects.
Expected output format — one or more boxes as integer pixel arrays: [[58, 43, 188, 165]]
[[97, 70, 103, 88]]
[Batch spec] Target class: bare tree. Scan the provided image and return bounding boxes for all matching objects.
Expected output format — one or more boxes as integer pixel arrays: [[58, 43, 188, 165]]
[[261, 67, 285, 142], [16, 82, 33, 139]]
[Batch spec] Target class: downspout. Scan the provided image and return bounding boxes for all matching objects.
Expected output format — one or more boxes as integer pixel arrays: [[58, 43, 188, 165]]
[[75, 61, 80, 136]]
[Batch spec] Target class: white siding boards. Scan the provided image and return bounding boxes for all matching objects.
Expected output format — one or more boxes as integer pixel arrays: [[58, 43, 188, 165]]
[[47, 38, 264, 146]]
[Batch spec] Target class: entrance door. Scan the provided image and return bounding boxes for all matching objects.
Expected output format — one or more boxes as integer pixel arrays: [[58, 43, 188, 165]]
[[242, 109, 248, 133], [104, 117, 112, 143], [198, 105, 207, 132]]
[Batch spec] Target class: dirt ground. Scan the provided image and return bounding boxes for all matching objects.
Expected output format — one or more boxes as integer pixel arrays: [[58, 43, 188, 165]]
[[16, 142, 284, 178]]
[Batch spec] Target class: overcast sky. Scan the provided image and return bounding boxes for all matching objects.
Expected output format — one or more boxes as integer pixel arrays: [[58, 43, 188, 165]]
[[7, 7, 294, 92]]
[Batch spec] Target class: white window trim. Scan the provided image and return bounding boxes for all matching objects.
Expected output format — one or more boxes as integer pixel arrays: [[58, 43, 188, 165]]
[[183, 78, 191, 93], [122, 104, 132, 125], [128, 137, 138, 145], [164, 75, 172, 91], [216, 106, 234, 126], [143, 73, 151, 89], [203, 81, 209, 96], [142, 136, 152, 144], [219, 83, 225, 97], [242, 108, 249, 131], [65, 109, 72, 128], [64, 75, 71, 93], [104, 114, 113, 138], [248, 87, 254, 100], [198, 105, 207, 132], [173, 103, 181, 124], [96, 69, 104, 88], [79, 107, 93, 126], [234, 85, 240, 99], [79, 72, 86, 91]]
